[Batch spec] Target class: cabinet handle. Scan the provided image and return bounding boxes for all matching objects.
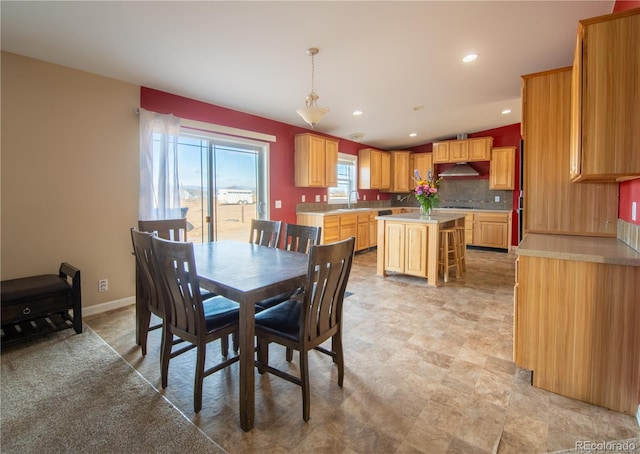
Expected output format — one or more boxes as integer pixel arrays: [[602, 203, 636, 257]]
[[22, 307, 31, 315]]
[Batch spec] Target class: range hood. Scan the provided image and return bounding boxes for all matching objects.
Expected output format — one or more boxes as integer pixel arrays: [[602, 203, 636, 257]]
[[439, 162, 480, 177]]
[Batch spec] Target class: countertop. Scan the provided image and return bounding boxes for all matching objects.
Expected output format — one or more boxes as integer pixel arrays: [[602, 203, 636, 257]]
[[433, 207, 512, 213], [516, 233, 640, 266], [374, 212, 465, 224], [297, 207, 511, 216]]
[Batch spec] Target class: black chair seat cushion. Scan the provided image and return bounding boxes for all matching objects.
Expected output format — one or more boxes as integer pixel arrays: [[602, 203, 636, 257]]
[[1, 275, 70, 302], [202, 296, 240, 330], [255, 299, 300, 342], [255, 289, 299, 311]]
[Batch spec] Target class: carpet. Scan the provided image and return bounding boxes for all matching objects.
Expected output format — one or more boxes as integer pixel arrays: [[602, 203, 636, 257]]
[[1, 327, 227, 454]]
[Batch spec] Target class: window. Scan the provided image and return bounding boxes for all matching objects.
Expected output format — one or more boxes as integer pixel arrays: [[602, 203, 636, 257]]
[[328, 153, 357, 204]]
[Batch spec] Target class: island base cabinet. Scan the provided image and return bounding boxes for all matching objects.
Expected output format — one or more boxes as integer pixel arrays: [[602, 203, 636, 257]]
[[514, 255, 640, 415], [384, 222, 428, 278]]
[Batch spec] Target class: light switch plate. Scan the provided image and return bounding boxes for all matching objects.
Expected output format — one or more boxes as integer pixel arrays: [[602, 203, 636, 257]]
[[315, 195, 320, 202], [275, 200, 282, 209], [632, 202, 637, 221], [301, 195, 305, 202]]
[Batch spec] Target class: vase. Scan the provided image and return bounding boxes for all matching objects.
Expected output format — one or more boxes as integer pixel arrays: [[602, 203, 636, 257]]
[[420, 204, 431, 218]]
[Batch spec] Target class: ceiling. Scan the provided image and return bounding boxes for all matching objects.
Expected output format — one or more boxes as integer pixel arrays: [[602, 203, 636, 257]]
[[1, 1, 614, 150]]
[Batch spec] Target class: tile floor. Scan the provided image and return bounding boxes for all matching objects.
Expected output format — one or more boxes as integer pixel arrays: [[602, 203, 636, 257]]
[[86, 248, 640, 454]]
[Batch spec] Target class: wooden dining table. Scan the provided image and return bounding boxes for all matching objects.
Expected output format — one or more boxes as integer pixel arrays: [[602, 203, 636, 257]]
[[191, 240, 309, 431]]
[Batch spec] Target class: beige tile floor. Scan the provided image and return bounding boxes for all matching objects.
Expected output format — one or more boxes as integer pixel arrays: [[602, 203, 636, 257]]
[[86, 248, 640, 454]]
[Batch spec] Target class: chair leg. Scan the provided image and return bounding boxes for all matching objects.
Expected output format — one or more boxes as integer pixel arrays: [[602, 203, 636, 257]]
[[194, 342, 206, 413], [257, 338, 268, 374], [220, 335, 229, 357], [300, 350, 311, 422], [334, 333, 344, 387], [286, 347, 293, 362], [139, 307, 152, 356], [160, 324, 172, 389], [232, 331, 239, 353]]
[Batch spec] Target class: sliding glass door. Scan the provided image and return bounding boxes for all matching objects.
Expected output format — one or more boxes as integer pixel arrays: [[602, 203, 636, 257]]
[[176, 132, 269, 243]]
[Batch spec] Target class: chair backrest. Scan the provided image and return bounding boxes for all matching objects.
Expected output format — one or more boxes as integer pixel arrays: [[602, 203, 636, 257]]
[[138, 218, 188, 242], [131, 228, 164, 317], [300, 237, 355, 346], [249, 219, 282, 248], [282, 224, 322, 254], [150, 236, 205, 338]]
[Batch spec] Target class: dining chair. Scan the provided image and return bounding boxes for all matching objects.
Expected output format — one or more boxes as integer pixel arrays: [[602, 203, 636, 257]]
[[254, 236, 355, 421], [255, 224, 321, 312], [249, 219, 282, 248], [138, 218, 188, 242], [151, 236, 240, 413]]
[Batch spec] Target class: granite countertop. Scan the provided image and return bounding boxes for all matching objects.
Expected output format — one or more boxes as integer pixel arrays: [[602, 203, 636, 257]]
[[516, 233, 640, 266], [374, 212, 465, 224]]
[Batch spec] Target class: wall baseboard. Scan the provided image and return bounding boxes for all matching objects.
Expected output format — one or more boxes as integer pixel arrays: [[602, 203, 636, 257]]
[[82, 296, 135, 318]]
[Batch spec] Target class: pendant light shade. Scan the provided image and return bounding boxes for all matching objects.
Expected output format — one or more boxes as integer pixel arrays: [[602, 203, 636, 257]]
[[297, 48, 329, 128]]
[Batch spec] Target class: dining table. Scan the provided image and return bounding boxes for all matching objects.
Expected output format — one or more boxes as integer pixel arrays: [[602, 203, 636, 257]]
[[191, 240, 309, 431]]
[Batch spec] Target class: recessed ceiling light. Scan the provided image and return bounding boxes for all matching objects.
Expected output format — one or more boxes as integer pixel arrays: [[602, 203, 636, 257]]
[[501, 109, 512, 115], [352, 110, 363, 116], [409, 132, 417, 137], [462, 53, 478, 63]]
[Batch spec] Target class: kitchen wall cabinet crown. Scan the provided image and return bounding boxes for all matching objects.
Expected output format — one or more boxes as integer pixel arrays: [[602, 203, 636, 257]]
[[489, 146, 515, 190], [358, 148, 391, 190], [521, 67, 618, 236], [294, 133, 338, 187], [432, 137, 492, 164], [570, 8, 640, 182]]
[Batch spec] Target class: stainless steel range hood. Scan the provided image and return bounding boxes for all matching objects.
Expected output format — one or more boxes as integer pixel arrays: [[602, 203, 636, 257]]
[[439, 162, 480, 177]]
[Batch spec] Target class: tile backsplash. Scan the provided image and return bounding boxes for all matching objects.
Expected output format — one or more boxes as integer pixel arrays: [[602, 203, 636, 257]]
[[393, 179, 514, 211], [618, 219, 640, 253]]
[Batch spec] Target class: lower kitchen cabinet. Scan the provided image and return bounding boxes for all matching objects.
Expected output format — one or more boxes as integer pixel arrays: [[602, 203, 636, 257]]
[[297, 210, 374, 252], [514, 234, 640, 415], [474, 212, 511, 249], [384, 222, 428, 277]]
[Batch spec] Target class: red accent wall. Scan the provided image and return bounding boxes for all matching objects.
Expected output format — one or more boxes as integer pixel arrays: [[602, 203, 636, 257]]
[[140, 87, 390, 227], [614, 1, 640, 226]]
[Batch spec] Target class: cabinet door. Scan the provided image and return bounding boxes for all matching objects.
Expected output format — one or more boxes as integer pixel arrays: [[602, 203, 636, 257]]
[[412, 152, 433, 181], [449, 140, 469, 162], [570, 9, 640, 181], [380, 151, 391, 190], [357, 221, 369, 251], [468, 137, 492, 161], [475, 213, 509, 249], [295, 133, 327, 187], [323, 216, 340, 244], [325, 138, 338, 187], [522, 68, 618, 236], [385, 223, 405, 273], [432, 142, 449, 163], [490, 147, 515, 190], [404, 224, 428, 277], [389, 151, 412, 192]]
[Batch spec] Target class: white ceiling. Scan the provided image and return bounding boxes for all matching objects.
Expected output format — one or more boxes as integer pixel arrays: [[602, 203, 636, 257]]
[[1, 1, 614, 150]]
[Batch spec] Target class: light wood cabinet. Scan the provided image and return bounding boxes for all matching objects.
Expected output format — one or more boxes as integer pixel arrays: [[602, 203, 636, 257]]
[[474, 212, 511, 249], [514, 251, 640, 415], [432, 137, 492, 164], [570, 8, 640, 182], [369, 212, 378, 248], [384, 222, 428, 277], [358, 148, 391, 190], [388, 151, 412, 193], [521, 68, 618, 236], [432, 142, 450, 163], [297, 210, 374, 252], [489, 146, 515, 190], [339, 214, 357, 244], [294, 133, 338, 187], [411, 152, 433, 181]]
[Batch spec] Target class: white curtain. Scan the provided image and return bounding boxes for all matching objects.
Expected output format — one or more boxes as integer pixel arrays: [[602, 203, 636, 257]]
[[138, 108, 182, 220]]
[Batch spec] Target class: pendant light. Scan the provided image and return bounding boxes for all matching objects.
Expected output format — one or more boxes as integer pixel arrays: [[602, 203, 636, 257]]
[[296, 47, 329, 128]]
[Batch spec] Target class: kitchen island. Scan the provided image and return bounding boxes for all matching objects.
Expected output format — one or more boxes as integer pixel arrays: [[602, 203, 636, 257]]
[[375, 211, 465, 287], [515, 233, 640, 415]]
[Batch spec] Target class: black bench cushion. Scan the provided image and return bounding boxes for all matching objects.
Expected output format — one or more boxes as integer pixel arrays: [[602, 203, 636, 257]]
[[1, 275, 71, 302]]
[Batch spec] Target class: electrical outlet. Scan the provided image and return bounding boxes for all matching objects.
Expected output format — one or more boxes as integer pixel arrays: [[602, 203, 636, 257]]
[[494, 195, 500, 202], [98, 279, 108, 292], [315, 195, 320, 202], [632, 202, 637, 221], [377, 195, 380, 200], [301, 195, 305, 202], [274, 200, 282, 209]]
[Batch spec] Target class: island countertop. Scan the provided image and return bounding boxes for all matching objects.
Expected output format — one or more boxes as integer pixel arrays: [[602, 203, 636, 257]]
[[516, 233, 640, 266], [375, 212, 465, 224]]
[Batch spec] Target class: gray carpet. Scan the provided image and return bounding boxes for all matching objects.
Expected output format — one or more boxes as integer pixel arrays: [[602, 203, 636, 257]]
[[1, 327, 227, 454]]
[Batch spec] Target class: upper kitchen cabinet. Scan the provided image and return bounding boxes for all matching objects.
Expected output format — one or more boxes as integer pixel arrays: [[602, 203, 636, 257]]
[[388, 151, 412, 193], [489, 146, 515, 190], [359, 148, 391, 190], [412, 152, 433, 181], [522, 67, 618, 237], [570, 8, 640, 182], [432, 137, 492, 164], [294, 133, 338, 187]]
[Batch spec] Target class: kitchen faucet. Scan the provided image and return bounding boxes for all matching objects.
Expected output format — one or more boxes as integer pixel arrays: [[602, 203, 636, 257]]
[[348, 190, 360, 208]]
